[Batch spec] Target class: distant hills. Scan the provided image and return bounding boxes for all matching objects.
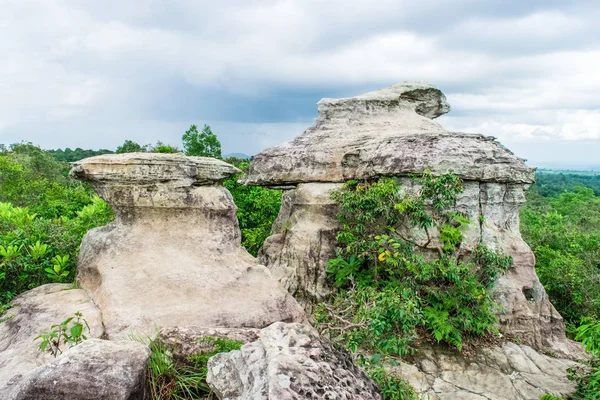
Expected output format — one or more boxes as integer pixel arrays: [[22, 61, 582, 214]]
[[224, 152, 251, 159]]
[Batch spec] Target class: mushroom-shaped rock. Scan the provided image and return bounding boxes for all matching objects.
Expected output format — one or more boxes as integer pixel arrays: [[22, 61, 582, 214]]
[[240, 81, 534, 187], [70, 153, 305, 338], [247, 82, 571, 357]]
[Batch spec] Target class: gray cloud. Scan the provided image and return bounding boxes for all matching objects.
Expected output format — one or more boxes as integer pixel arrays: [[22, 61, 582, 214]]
[[0, 0, 599, 167]]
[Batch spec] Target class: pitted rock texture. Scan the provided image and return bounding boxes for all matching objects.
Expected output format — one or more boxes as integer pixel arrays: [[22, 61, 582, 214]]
[[247, 82, 570, 357], [0, 284, 104, 392], [5, 339, 150, 400], [71, 154, 305, 338], [390, 342, 580, 400], [240, 82, 534, 187], [207, 322, 381, 400]]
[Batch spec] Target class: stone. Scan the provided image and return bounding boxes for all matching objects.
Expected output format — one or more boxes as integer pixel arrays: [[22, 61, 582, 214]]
[[389, 342, 580, 400], [206, 322, 381, 400], [158, 326, 260, 360], [0, 284, 104, 392], [240, 82, 534, 187], [5, 339, 150, 400], [245, 82, 571, 357], [258, 183, 342, 309], [70, 153, 306, 339]]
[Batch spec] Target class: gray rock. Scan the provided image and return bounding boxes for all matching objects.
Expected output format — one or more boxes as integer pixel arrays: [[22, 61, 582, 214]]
[[71, 154, 306, 338], [158, 326, 260, 360], [240, 82, 534, 187], [6, 339, 149, 400], [70, 152, 240, 186], [0, 284, 104, 391], [389, 342, 580, 400], [207, 322, 381, 400], [258, 183, 342, 309]]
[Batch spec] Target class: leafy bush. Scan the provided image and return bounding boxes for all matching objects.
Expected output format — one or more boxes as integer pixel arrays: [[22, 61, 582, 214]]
[[0, 198, 112, 305], [147, 336, 242, 400], [223, 159, 282, 256], [315, 173, 511, 357]]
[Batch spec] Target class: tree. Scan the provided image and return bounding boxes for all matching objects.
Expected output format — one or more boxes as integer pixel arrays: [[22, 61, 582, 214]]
[[115, 140, 148, 154], [182, 124, 222, 159]]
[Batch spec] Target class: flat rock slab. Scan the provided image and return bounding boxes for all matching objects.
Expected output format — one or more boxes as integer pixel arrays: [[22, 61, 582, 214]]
[[70, 152, 241, 186], [0, 284, 104, 391], [391, 342, 580, 400], [207, 322, 381, 399], [5, 339, 150, 400]]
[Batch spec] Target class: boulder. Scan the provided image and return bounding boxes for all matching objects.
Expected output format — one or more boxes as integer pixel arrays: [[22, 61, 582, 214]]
[[0, 284, 104, 392], [5, 339, 149, 400], [243, 82, 570, 356], [207, 322, 381, 399], [389, 342, 580, 400], [70, 153, 306, 339]]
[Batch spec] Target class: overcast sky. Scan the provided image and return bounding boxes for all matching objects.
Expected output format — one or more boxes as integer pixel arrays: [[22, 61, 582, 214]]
[[1, 0, 599, 168]]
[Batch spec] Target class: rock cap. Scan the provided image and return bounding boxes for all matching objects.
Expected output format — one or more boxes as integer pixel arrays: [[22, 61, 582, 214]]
[[70, 153, 240, 186], [241, 81, 535, 186]]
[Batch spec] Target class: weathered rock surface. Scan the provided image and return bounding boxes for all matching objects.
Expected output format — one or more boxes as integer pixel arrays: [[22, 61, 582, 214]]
[[5, 339, 150, 400], [240, 82, 534, 187], [0, 284, 104, 392], [390, 342, 579, 400], [158, 326, 260, 360], [71, 153, 305, 338], [207, 322, 381, 400], [246, 82, 570, 357], [258, 183, 342, 308]]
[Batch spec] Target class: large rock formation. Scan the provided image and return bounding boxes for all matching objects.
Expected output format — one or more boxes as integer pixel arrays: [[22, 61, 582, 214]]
[[207, 322, 382, 399], [70, 153, 306, 338], [244, 82, 569, 356]]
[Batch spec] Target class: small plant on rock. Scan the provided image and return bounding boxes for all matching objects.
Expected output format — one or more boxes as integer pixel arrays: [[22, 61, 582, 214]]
[[34, 311, 90, 357]]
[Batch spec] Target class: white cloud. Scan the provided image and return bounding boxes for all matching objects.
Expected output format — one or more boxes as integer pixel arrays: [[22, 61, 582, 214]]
[[0, 0, 598, 165]]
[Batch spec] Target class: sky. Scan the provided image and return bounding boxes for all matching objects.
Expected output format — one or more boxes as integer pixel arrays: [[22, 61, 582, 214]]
[[1, 0, 599, 168]]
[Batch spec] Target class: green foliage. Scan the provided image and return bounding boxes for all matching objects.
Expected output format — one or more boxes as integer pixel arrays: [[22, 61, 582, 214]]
[[182, 124, 222, 159], [115, 139, 149, 154], [317, 173, 510, 356], [0, 198, 112, 305], [562, 319, 600, 399], [34, 311, 90, 357], [47, 147, 114, 162], [147, 336, 242, 400], [534, 170, 600, 197], [368, 367, 418, 400], [223, 159, 282, 256], [0, 144, 113, 306], [521, 186, 600, 325]]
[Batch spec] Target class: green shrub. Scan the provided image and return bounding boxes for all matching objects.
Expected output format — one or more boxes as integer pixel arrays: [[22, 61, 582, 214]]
[[223, 159, 282, 256], [0, 197, 112, 305], [315, 173, 511, 358], [147, 336, 242, 400], [564, 319, 600, 399]]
